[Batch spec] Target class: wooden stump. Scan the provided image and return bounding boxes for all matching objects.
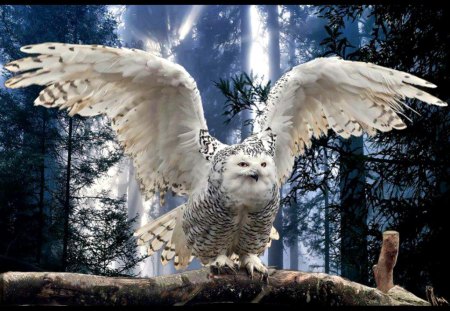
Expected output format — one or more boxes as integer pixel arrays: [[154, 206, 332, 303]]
[[373, 230, 399, 293]]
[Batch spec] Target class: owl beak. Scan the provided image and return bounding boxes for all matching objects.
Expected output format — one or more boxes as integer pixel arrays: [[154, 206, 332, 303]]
[[250, 173, 259, 182]]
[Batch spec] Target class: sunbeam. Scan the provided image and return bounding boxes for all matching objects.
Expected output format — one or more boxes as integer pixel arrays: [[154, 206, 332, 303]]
[[249, 5, 269, 82], [179, 5, 205, 40]]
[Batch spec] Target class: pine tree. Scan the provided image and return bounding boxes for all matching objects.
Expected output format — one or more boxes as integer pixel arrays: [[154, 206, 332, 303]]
[[320, 4, 450, 296], [0, 5, 147, 276]]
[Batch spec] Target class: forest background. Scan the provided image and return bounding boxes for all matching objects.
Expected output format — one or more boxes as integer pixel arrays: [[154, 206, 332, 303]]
[[0, 4, 448, 300]]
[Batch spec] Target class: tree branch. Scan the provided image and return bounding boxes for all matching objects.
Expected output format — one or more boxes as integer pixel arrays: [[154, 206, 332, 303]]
[[0, 268, 429, 306]]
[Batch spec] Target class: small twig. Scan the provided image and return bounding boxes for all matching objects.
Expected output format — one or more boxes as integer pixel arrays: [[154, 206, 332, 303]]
[[426, 286, 449, 306]]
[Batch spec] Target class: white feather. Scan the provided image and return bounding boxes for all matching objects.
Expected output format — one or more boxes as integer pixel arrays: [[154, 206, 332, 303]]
[[5, 42, 222, 201], [261, 56, 447, 183]]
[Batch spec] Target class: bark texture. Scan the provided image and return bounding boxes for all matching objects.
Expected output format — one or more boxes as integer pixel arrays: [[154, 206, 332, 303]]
[[373, 230, 399, 293], [0, 268, 429, 306]]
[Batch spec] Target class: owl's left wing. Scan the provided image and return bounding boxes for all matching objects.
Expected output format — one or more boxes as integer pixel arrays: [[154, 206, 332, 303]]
[[259, 56, 447, 184], [5, 43, 225, 203]]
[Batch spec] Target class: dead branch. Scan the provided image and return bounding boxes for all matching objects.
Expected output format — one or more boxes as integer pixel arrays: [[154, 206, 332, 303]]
[[426, 286, 449, 306], [0, 268, 429, 306]]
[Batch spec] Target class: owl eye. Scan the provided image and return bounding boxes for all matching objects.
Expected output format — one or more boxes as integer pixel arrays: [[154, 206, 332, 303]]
[[238, 162, 249, 167], [261, 162, 267, 167]]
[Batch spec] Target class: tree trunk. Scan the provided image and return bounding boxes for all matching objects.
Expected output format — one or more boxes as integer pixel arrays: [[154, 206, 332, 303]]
[[61, 118, 73, 271], [267, 5, 281, 81], [373, 231, 399, 293], [339, 136, 368, 284], [323, 147, 330, 274], [37, 109, 47, 264], [0, 269, 429, 306], [287, 7, 299, 272], [288, 197, 299, 270], [287, 5, 297, 69], [338, 13, 368, 284], [240, 5, 252, 140], [266, 4, 284, 270], [324, 189, 330, 273], [289, 242, 298, 270], [126, 159, 142, 232]]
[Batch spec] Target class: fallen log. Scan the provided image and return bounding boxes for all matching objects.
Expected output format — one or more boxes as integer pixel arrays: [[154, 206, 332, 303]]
[[0, 268, 429, 306]]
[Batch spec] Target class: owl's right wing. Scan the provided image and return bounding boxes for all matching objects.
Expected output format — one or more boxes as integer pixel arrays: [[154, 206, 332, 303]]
[[5, 43, 225, 203]]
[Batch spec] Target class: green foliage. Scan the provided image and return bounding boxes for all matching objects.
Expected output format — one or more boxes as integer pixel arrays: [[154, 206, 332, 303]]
[[0, 5, 147, 276], [67, 193, 146, 277], [318, 4, 450, 297], [214, 72, 271, 129], [319, 25, 355, 58]]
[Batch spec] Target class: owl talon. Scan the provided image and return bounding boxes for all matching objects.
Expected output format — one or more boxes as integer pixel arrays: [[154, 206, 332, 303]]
[[262, 271, 269, 284], [241, 254, 268, 282], [209, 255, 236, 275]]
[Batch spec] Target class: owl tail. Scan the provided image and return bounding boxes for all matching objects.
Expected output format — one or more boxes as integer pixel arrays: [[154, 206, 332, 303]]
[[134, 204, 193, 270]]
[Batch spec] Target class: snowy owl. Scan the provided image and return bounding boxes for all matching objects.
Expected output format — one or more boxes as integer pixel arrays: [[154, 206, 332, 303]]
[[5, 43, 447, 279]]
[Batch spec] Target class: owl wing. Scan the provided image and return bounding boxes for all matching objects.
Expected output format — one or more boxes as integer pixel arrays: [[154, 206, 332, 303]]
[[5, 43, 225, 203], [259, 56, 447, 184]]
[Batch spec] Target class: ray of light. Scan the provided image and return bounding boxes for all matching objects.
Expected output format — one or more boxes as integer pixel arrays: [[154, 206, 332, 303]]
[[249, 5, 269, 82], [179, 5, 205, 40], [249, 5, 269, 135]]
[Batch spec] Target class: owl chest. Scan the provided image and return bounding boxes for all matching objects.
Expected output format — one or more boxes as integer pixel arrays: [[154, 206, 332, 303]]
[[228, 187, 277, 216], [186, 184, 278, 257], [225, 188, 279, 250], [222, 181, 275, 213], [220, 180, 278, 221]]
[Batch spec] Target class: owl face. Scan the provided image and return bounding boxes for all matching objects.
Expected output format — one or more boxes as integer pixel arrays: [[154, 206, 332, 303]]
[[217, 149, 277, 207], [224, 151, 275, 183]]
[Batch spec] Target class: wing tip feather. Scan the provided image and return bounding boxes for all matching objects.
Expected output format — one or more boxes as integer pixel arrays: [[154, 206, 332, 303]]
[[424, 81, 437, 88], [20, 45, 34, 53], [433, 100, 447, 107]]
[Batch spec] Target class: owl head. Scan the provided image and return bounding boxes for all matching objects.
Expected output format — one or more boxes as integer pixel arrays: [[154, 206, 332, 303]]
[[209, 134, 278, 200], [223, 148, 276, 183]]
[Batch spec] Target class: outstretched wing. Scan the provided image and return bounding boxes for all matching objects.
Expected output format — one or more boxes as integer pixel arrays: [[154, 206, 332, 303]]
[[259, 56, 447, 183], [5, 43, 225, 203]]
